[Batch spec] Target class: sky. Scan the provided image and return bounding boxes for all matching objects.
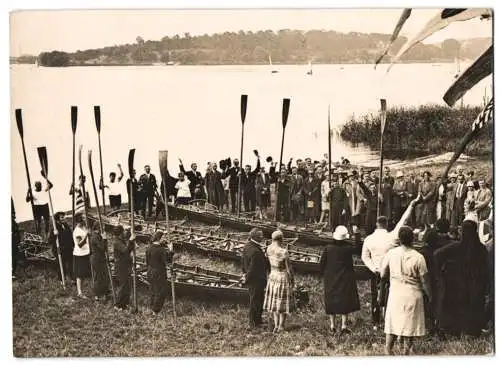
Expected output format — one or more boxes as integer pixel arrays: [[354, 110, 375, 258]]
[[10, 8, 493, 56]]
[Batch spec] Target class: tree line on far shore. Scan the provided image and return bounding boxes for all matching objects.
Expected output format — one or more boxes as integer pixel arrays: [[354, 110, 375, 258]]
[[11, 29, 490, 67], [340, 104, 493, 160]]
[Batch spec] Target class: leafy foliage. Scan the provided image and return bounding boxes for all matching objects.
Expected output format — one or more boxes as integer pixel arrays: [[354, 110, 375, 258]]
[[340, 105, 493, 159], [33, 30, 490, 66]]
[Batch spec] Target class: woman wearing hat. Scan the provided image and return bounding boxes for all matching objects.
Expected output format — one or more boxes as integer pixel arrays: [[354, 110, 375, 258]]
[[381, 226, 432, 355], [263, 230, 295, 333], [319, 226, 361, 334]]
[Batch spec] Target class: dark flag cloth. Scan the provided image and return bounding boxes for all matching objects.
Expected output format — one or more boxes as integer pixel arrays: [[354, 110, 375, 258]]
[[387, 8, 492, 71], [444, 45, 493, 107], [443, 98, 493, 178], [374, 8, 412, 68]]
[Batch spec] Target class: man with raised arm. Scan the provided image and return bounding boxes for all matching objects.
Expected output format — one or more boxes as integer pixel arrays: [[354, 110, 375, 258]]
[[362, 194, 421, 330]]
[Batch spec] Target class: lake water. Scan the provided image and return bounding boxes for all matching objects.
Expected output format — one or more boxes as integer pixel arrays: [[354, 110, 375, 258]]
[[11, 63, 492, 222]]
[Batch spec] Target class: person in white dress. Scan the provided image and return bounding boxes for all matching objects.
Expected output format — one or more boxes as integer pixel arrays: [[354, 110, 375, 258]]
[[380, 226, 432, 355], [174, 172, 192, 205]]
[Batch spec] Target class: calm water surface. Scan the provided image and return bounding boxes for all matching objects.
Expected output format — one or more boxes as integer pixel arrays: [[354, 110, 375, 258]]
[[10, 63, 492, 221]]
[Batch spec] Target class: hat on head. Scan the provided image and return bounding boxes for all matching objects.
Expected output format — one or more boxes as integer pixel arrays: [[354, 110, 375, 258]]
[[271, 230, 283, 241], [333, 225, 350, 241], [396, 171, 404, 178], [249, 228, 263, 241]]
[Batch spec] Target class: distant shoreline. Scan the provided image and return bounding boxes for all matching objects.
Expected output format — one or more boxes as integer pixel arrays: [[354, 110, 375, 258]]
[[11, 60, 462, 67]]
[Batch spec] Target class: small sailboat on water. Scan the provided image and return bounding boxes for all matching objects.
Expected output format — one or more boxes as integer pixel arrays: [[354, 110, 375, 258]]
[[269, 55, 278, 74], [306, 60, 313, 75]]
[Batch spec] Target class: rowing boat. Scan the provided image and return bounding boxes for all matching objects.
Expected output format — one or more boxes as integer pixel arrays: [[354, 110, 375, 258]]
[[166, 202, 336, 247], [95, 210, 372, 280], [17, 231, 311, 306]]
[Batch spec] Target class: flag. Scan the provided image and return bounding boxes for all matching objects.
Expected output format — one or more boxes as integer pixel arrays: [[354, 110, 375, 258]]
[[388, 8, 492, 71], [374, 8, 412, 68], [444, 45, 493, 106], [443, 97, 493, 177]]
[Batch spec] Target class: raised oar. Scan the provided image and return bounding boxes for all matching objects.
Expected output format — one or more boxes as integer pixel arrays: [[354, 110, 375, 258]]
[[377, 99, 387, 218], [94, 106, 106, 215], [71, 106, 77, 230], [88, 150, 116, 304], [128, 149, 138, 313], [274, 98, 291, 221], [78, 145, 95, 288], [37, 146, 66, 289], [15, 109, 36, 230], [237, 94, 248, 217], [159, 150, 177, 322]]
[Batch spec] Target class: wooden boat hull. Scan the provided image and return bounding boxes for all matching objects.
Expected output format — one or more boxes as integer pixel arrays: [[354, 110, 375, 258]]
[[167, 204, 333, 247]]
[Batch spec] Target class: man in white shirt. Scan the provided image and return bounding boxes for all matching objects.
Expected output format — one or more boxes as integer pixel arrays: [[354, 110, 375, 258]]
[[26, 177, 53, 235], [103, 164, 124, 211], [361, 196, 419, 329]]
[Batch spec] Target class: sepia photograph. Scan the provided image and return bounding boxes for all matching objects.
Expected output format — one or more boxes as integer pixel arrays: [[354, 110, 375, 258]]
[[9, 3, 494, 358]]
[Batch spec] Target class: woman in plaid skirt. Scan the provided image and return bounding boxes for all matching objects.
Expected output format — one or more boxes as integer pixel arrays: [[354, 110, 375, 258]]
[[263, 230, 295, 333]]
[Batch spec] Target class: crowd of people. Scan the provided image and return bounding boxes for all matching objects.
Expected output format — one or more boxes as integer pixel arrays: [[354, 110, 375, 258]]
[[13, 150, 494, 355], [241, 193, 494, 355]]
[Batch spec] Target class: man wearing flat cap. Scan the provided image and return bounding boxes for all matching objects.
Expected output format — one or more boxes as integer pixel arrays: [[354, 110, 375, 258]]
[[242, 228, 270, 328]]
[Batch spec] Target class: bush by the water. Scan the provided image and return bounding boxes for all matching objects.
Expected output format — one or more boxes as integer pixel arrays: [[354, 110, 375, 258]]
[[340, 104, 493, 159]]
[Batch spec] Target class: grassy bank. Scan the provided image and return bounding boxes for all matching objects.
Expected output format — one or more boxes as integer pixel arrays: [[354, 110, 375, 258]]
[[12, 259, 494, 357], [340, 104, 493, 160]]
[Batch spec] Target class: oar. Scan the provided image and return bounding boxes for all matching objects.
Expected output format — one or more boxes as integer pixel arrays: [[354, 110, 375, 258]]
[[159, 150, 177, 322], [37, 146, 66, 289], [377, 99, 387, 218], [88, 150, 116, 304], [15, 109, 36, 230], [78, 145, 95, 288], [237, 95, 248, 217], [327, 105, 333, 231], [274, 98, 291, 221], [128, 149, 138, 313], [94, 106, 106, 215], [71, 106, 77, 230]]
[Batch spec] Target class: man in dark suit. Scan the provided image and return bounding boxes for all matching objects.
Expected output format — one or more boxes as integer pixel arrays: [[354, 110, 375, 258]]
[[241, 228, 270, 328], [126, 170, 140, 215], [255, 165, 271, 219], [450, 174, 467, 233], [240, 158, 261, 213], [139, 165, 157, 218], [406, 171, 420, 228], [179, 159, 205, 202], [289, 166, 305, 223], [222, 158, 243, 213]]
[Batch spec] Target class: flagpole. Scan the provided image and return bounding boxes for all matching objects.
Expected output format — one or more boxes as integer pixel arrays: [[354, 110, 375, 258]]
[[377, 99, 387, 218]]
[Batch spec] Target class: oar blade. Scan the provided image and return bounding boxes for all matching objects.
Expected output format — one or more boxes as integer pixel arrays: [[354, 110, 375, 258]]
[[380, 99, 387, 134], [282, 98, 290, 128], [128, 149, 136, 178], [159, 150, 169, 180], [94, 106, 101, 133], [71, 106, 78, 134], [15, 109, 23, 138], [240, 95, 248, 124], [37, 146, 48, 175]]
